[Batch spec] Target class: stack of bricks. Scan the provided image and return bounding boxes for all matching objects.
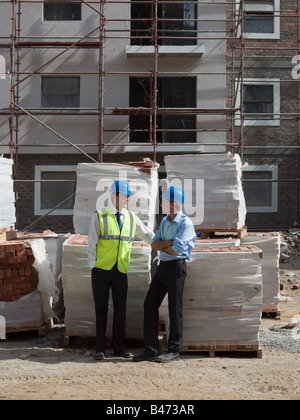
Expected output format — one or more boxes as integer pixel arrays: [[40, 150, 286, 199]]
[[0, 240, 39, 302]]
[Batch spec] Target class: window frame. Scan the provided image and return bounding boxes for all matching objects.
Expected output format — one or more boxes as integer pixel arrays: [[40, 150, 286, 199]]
[[34, 165, 77, 216], [238, 0, 280, 40], [43, 0, 82, 22], [243, 164, 278, 213], [129, 76, 197, 144], [130, 0, 198, 46], [235, 78, 280, 126], [41, 75, 80, 109]]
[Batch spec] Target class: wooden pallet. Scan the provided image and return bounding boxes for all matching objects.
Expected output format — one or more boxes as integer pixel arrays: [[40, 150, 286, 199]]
[[159, 336, 262, 358], [262, 308, 281, 318], [181, 344, 262, 359], [197, 225, 247, 240], [6, 317, 54, 337]]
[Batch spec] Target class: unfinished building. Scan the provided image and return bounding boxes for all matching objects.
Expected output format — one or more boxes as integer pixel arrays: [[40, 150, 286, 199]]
[[0, 0, 299, 233]]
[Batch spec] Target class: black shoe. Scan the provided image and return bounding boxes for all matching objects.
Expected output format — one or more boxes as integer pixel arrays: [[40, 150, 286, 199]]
[[132, 350, 158, 362], [114, 351, 134, 358], [95, 351, 105, 360], [154, 352, 180, 363]]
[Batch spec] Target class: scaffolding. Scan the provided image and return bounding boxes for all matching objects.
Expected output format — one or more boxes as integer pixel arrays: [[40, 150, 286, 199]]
[[0, 0, 300, 229]]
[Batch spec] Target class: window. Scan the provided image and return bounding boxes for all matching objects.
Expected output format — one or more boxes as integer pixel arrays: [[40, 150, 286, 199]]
[[243, 165, 278, 212], [244, 84, 273, 120], [34, 166, 77, 216], [41, 76, 80, 108], [131, 0, 197, 46], [43, 0, 81, 21], [235, 79, 280, 126], [242, 0, 280, 39], [244, 12, 274, 34], [129, 77, 196, 143]]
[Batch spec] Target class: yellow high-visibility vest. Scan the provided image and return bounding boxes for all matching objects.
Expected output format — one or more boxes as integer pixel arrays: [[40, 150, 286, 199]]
[[95, 206, 136, 274]]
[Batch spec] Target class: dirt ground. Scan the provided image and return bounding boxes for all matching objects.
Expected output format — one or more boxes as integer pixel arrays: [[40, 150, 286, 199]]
[[1, 254, 300, 401]]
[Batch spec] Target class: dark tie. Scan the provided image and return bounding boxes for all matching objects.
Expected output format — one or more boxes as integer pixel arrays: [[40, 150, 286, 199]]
[[116, 211, 123, 231]]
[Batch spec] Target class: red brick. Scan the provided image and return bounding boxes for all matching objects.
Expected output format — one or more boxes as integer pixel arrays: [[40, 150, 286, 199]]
[[292, 284, 300, 290], [7, 256, 28, 264], [0, 283, 12, 291], [12, 281, 31, 290], [5, 243, 25, 252]]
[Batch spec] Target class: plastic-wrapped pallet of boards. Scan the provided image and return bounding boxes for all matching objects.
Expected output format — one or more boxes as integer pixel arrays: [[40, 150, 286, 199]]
[[62, 235, 152, 340], [160, 246, 263, 349], [0, 156, 16, 230], [73, 162, 159, 235], [164, 153, 246, 230], [241, 232, 280, 313]]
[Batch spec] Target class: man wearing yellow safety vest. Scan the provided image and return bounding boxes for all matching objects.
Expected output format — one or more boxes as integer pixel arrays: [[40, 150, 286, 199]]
[[133, 186, 196, 363], [88, 180, 155, 360]]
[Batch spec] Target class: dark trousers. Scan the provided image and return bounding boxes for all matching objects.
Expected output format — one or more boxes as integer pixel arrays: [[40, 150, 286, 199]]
[[92, 265, 128, 353], [143, 259, 187, 355]]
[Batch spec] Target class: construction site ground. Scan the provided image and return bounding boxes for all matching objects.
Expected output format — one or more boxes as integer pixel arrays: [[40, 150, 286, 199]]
[[1, 257, 300, 401]]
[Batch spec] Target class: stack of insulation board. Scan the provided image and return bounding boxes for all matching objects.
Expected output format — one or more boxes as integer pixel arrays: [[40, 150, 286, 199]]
[[160, 246, 263, 349], [62, 235, 152, 340], [164, 153, 246, 231], [194, 238, 240, 248], [0, 156, 16, 230], [241, 232, 280, 312], [73, 161, 159, 235]]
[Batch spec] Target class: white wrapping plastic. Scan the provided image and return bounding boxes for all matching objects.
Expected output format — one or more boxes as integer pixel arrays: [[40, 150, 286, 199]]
[[0, 291, 44, 330], [161, 246, 262, 347], [164, 153, 247, 230], [73, 163, 159, 235], [28, 239, 60, 321], [62, 235, 152, 339], [0, 156, 16, 229], [241, 233, 280, 312]]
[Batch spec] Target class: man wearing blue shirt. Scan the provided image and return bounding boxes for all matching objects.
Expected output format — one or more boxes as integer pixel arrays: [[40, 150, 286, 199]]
[[133, 186, 196, 363]]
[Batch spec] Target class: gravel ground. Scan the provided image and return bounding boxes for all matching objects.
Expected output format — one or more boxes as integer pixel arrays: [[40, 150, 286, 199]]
[[259, 327, 300, 353]]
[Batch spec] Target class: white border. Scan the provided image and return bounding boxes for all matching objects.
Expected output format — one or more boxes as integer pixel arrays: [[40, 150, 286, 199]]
[[235, 78, 280, 126], [34, 165, 77, 216], [243, 164, 278, 212]]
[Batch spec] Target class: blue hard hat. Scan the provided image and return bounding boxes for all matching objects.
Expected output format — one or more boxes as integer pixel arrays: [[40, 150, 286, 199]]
[[110, 180, 132, 196], [161, 186, 185, 204]]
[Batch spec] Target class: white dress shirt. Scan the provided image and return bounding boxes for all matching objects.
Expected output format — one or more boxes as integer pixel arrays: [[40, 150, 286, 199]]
[[87, 204, 155, 269]]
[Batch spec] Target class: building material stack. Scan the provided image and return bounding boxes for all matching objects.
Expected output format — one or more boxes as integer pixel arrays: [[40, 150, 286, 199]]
[[0, 237, 57, 333], [241, 232, 280, 314], [62, 161, 158, 343], [62, 235, 152, 343], [73, 160, 159, 234], [164, 153, 247, 233], [160, 246, 263, 356], [0, 240, 39, 303]]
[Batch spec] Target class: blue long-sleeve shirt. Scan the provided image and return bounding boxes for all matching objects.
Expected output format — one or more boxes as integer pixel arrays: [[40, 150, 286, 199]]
[[152, 211, 196, 261]]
